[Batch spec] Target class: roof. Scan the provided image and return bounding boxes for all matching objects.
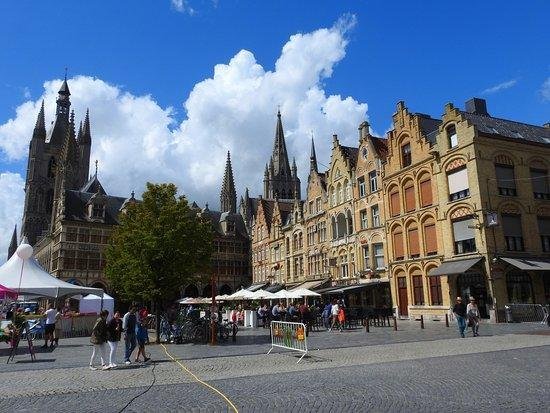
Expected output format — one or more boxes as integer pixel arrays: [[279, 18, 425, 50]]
[[416, 114, 442, 146], [80, 174, 106, 195], [340, 145, 359, 168], [461, 111, 550, 146], [64, 190, 126, 225], [371, 136, 388, 158], [201, 209, 249, 238]]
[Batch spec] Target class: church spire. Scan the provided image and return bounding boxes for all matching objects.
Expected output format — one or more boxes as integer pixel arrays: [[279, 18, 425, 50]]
[[7, 225, 17, 259], [32, 100, 46, 141], [220, 151, 237, 213], [80, 108, 91, 144], [310, 134, 318, 172], [55, 73, 71, 120], [271, 110, 291, 177]]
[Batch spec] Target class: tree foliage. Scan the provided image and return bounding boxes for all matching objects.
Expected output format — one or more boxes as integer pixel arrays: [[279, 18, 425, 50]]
[[105, 183, 212, 307]]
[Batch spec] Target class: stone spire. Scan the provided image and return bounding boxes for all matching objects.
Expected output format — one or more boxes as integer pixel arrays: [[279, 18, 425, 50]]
[[55, 73, 71, 120], [7, 225, 17, 259], [310, 135, 318, 172], [33, 100, 46, 137], [80, 109, 91, 144], [220, 151, 237, 213], [271, 110, 291, 177]]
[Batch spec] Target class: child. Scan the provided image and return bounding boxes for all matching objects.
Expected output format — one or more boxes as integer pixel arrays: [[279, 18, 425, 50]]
[[135, 321, 150, 363]]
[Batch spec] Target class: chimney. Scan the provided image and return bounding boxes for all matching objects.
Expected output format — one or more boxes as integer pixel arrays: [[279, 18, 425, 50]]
[[358, 121, 370, 141], [465, 98, 489, 116]]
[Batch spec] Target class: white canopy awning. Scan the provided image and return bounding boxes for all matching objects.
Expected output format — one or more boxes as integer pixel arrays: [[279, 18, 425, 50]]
[[0, 244, 104, 298]]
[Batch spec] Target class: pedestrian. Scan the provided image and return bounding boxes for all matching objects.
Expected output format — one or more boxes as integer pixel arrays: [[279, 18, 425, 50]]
[[42, 303, 56, 349], [322, 301, 332, 330], [330, 299, 340, 331], [135, 320, 150, 363], [53, 306, 63, 346], [271, 302, 280, 321], [107, 311, 122, 368], [452, 297, 467, 338], [138, 306, 150, 344], [467, 297, 481, 337], [122, 305, 138, 365], [90, 309, 109, 370], [337, 305, 346, 332]]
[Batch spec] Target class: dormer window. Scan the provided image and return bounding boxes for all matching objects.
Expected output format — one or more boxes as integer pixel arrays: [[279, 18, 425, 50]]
[[447, 125, 458, 148], [92, 203, 104, 219]]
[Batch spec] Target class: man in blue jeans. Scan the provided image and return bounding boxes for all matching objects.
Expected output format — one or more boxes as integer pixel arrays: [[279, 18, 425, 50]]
[[452, 297, 467, 338], [122, 305, 137, 364]]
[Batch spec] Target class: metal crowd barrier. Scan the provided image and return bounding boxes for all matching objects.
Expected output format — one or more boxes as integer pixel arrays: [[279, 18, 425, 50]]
[[504, 304, 548, 324], [267, 321, 308, 363]]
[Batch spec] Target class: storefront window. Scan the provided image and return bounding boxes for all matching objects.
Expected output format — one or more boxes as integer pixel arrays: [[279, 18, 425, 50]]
[[506, 273, 534, 303]]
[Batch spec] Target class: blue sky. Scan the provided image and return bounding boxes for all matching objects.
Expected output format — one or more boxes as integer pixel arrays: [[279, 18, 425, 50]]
[[0, 1, 549, 256]]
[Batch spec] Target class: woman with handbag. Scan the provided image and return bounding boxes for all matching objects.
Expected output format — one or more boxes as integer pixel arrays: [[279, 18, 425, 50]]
[[90, 310, 109, 370], [467, 297, 481, 337]]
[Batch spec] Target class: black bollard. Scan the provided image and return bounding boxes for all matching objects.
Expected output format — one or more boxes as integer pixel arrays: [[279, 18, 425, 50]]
[[365, 318, 370, 333], [445, 313, 450, 328], [232, 323, 237, 342], [420, 315, 425, 329], [393, 316, 397, 331]]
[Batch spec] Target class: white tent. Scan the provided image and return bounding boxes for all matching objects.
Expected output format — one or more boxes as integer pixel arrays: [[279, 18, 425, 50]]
[[292, 288, 321, 297], [227, 288, 256, 300], [79, 293, 114, 319], [273, 290, 302, 299], [250, 289, 278, 300], [0, 244, 104, 298]]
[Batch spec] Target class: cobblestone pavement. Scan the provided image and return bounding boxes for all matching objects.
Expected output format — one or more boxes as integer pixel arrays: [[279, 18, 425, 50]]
[[1, 323, 548, 412]]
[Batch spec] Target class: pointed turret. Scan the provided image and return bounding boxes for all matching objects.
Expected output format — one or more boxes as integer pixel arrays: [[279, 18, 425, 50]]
[[291, 157, 297, 177], [220, 151, 237, 213], [78, 109, 92, 187], [310, 135, 318, 172], [271, 110, 291, 177], [7, 225, 17, 259], [263, 110, 300, 199], [33, 100, 46, 136], [55, 75, 71, 120]]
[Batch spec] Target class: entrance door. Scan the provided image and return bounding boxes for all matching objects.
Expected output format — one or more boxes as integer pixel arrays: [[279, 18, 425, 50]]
[[457, 272, 488, 318], [397, 277, 408, 316]]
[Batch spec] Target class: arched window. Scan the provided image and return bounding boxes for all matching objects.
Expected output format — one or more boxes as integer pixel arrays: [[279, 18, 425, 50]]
[[331, 216, 337, 240], [407, 223, 420, 258], [447, 125, 458, 148], [423, 217, 438, 255], [403, 181, 415, 212], [345, 180, 351, 201], [337, 183, 343, 205], [419, 177, 433, 207], [337, 213, 347, 238], [331, 187, 336, 206], [451, 212, 476, 254], [401, 143, 412, 167], [506, 273, 533, 303], [392, 225, 404, 260], [495, 155, 516, 196], [389, 188, 400, 217]]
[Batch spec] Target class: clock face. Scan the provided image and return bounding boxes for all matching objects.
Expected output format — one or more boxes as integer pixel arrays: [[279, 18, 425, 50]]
[[362, 147, 368, 159]]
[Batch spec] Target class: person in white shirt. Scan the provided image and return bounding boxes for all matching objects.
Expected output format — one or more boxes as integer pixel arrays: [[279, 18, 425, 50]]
[[466, 297, 481, 337], [42, 303, 57, 349], [330, 299, 340, 331]]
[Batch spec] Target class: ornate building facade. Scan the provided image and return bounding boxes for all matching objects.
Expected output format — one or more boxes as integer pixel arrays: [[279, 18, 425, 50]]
[[385, 98, 550, 320]]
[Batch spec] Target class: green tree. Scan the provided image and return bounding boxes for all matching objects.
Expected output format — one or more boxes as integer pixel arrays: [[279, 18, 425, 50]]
[[105, 182, 212, 343]]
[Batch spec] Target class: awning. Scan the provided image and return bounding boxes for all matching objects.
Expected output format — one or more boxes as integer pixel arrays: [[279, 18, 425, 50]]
[[265, 284, 285, 293], [289, 278, 330, 291], [428, 257, 483, 276], [246, 282, 269, 292], [500, 257, 550, 271], [315, 286, 341, 294], [331, 278, 390, 294]]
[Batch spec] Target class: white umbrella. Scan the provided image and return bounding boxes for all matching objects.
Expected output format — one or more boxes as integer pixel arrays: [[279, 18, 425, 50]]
[[228, 288, 255, 300], [293, 288, 321, 297], [273, 290, 302, 299], [251, 289, 278, 300]]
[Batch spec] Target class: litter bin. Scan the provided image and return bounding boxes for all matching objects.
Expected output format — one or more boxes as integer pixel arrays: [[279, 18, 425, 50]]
[[505, 305, 513, 323]]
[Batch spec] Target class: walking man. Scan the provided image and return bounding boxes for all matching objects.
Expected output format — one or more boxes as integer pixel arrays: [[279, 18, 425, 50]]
[[452, 297, 467, 338], [122, 305, 137, 365], [42, 303, 56, 349]]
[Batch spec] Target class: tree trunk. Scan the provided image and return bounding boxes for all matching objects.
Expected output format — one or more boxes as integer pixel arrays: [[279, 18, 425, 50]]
[[155, 300, 161, 344]]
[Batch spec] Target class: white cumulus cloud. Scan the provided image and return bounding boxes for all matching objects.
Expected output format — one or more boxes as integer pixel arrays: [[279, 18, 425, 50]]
[[0, 16, 368, 253], [0, 172, 25, 261], [171, 0, 195, 15]]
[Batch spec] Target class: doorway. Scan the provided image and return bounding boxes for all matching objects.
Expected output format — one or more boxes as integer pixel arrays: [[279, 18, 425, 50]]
[[397, 277, 408, 317], [457, 272, 488, 318]]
